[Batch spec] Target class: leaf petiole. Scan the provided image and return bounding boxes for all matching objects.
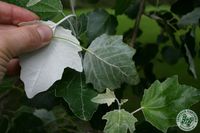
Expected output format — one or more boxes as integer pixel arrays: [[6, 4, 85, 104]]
[[115, 98, 121, 110], [53, 36, 130, 77], [131, 107, 144, 115], [51, 14, 76, 30]]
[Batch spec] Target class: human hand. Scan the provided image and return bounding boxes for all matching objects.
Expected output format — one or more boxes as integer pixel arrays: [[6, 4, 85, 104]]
[[0, 1, 53, 80]]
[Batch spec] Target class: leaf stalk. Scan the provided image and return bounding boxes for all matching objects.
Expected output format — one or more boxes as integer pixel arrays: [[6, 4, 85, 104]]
[[131, 107, 144, 115]]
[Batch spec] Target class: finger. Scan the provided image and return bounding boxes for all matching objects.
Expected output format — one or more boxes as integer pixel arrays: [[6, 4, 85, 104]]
[[0, 24, 17, 30], [6, 58, 20, 76], [0, 1, 39, 25], [0, 24, 53, 58]]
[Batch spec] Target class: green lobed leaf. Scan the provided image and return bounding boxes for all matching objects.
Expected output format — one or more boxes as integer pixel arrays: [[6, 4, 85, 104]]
[[184, 44, 197, 79], [26, 0, 41, 7], [120, 99, 128, 106], [91, 88, 116, 106], [171, 0, 194, 16], [87, 9, 118, 42], [33, 109, 56, 124], [55, 70, 98, 121], [42, 106, 81, 133], [8, 113, 45, 133], [61, 14, 88, 38], [8, 106, 45, 133], [115, 0, 132, 15], [125, 0, 140, 19], [178, 7, 200, 26], [7, 0, 63, 20], [6, 0, 28, 7], [83, 34, 140, 92], [141, 76, 200, 132], [103, 109, 138, 133], [161, 46, 181, 65], [0, 77, 16, 92]]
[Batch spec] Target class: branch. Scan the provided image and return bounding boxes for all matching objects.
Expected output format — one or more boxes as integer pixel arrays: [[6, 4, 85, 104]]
[[130, 0, 146, 47]]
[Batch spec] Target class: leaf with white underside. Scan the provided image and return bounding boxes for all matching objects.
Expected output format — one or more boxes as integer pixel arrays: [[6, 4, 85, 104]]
[[178, 8, 200, 26], [91, 88, 116, 106], [184, 44, 197, 79], [103, 109, 138, 133], [55, 70, 98, 121], [27, 0, 41, 7], [20, 21, 82, 99], [83, 34, 140, 92], [120, 99, 128, 106]]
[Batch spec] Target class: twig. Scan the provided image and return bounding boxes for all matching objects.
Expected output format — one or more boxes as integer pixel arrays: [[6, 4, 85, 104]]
[[130, 0, 146, 47]]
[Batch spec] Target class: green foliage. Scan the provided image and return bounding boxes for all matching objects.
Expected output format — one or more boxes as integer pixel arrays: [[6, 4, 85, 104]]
[[61, 14, 88, 39], [0, 77, 16, 93], [179, 7, 200, 26], [86, 9, 118, 42], [161, 46, 181, 65], [115, 0, 132, 15], [8, 113, 45, 133], [6, 0, 28, 7], [55, 70, 98, 121], [7, 0, 64, 20], [83, 34, 139, 92], [26, 0, 41, 7], [1, 0, 200, 133], [141, 76, 200, 132], [91, 88, 116, 106], [103, 109, 138, 133]]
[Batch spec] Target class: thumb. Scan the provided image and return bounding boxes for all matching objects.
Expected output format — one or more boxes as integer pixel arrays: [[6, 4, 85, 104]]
[[0, 24, 53, 58]]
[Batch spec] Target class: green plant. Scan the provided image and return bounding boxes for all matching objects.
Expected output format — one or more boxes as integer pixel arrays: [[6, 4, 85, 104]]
[[1, 0, 200, 133]]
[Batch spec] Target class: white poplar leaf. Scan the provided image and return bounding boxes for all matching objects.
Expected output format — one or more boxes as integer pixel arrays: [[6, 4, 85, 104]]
[[27, 0, 41, 7], [91, 88, 116, 106], [103, 109, 138, 133], [20, 21, 83, 99], [120, 99, 128, 105]]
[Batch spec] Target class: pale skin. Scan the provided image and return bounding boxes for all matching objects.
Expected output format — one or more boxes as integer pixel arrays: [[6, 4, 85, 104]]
[[0, 1, 53, 80]]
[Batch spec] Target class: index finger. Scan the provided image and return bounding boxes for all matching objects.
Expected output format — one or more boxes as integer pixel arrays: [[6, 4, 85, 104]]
[[0, 1, 39, 25]]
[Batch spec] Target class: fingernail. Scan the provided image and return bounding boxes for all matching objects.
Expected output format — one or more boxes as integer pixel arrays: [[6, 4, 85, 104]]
[[37, 25, 53, 44]]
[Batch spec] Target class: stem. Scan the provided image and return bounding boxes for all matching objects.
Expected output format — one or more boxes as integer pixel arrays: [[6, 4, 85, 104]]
[[69, 0, 77, 36], [130, 0, 145, 47], [145, 13, 181, 48], [115, 99, 121, 110], [155, 0, 160, 12], [52, 14, 76, 29], [54, 36, 85, 49], [70, 0, 76, 15], [61, 11, 66, 17], [131, 107, 144, 115], [51, 14, 77, 36], [53, 36, 129, 77], [67, 19, 77, 37]]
